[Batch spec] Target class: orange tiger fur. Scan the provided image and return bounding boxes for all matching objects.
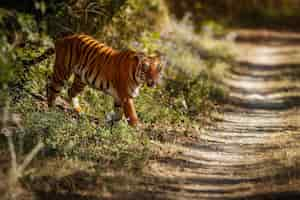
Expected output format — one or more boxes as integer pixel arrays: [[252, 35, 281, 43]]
[[47, 34, 162, 126]]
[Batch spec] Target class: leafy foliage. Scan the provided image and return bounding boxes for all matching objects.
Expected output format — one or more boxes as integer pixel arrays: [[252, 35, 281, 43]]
[[45, 0, 126, 37]]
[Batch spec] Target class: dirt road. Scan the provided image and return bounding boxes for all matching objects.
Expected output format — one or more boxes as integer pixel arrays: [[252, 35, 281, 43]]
[[145, 30, 300, 200]]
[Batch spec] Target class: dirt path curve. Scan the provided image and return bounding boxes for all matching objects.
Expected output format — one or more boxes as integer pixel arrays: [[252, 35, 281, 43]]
[[144, 30, 300, 200]]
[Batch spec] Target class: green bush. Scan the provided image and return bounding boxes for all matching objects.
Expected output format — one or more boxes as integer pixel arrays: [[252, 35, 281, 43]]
[[98, 0, 168, 48], [163, 72, 225, 117]]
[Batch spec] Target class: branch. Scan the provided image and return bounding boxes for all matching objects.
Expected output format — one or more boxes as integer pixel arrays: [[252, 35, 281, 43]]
[[18, 141, 44, 174], [7, 135, 18, 176]]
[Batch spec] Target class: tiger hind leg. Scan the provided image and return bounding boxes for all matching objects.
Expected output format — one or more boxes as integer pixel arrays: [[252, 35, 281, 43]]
[[47, 53, 72, 107], [47, 76, 65, 107], [68, 75, 86, 113]]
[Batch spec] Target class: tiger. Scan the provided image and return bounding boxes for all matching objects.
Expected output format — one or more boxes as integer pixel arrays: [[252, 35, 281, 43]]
[[42, 34, 163, 126]]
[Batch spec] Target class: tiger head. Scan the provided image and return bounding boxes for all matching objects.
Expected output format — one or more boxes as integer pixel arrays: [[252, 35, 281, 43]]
[[137, 53, 164, 88]]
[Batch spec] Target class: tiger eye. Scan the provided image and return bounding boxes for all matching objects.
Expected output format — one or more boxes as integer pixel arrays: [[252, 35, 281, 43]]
[[157, 64, 162, 71], [143, 63, 150, 71]]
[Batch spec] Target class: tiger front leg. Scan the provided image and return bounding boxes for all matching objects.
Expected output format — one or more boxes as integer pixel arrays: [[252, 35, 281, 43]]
[[47, 78, 64, 107], [68, 75, 86, 113], [122, 98, 139, 127]]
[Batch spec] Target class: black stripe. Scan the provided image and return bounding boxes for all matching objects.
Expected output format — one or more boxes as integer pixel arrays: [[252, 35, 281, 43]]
[[91, 60, 100, 86], [85, 48, 100, 80], [75, 38, 81, 57], [49, 86, 60, 93], [91, 45, 114, 88], [78, 39, 90, 72], [114, 102, 121, 108], [101, 51, 111, 66], [86, 45, 100, 66], [84, 66, 94, 83], [83, 41, 99, 66], [81, 40, 94, 56], [91, 76, 98, 87], [96, 44, 106, 58], [96, 44, 105, 52], [78, 64, 85, 72], [78, 43, 91, 72], [86, 66, 96, 84], [119, 51, 132, 67], [113, 51, 126, 68], [80, 39, 95, 64], [81, 38, 94, 52], [68, 42, 73, 68], [90, 47, 110, 87], [133, 67, 138, 84], [89, 56, 98, 67], [84, 69, 90, 84], [78, 41, 98, 74], [90, 47, 110, 86]]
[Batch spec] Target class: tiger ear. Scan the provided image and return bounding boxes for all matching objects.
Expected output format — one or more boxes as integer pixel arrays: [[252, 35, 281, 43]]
[[151, 50, 167, 65], [134, 53, 149, 71], [135, 53, 145, 63], [152, 50, 164, 59], [157, 63, 162, 72]]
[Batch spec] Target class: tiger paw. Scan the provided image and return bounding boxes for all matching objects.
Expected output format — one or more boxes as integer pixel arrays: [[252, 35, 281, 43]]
[[126, 117, 139, 127], [74, 106, 82, 113], [70, 97, 82, 113]]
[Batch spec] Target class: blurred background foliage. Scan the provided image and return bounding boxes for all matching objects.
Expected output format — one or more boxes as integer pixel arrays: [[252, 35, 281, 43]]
[[165, 0, 300, 31]]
